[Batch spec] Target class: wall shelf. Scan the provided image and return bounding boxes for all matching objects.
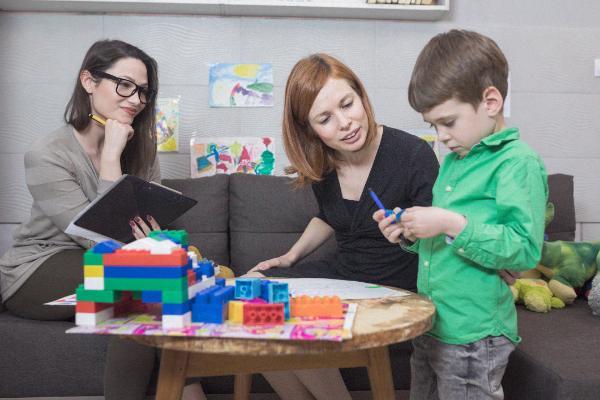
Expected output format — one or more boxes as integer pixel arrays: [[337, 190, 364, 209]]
[[0, 0, 449, 21]]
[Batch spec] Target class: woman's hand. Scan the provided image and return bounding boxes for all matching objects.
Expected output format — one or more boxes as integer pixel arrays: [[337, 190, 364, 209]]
[[102, 119, 134, 161], [248, 253, 295, 273], [130, 214, 161, 240]]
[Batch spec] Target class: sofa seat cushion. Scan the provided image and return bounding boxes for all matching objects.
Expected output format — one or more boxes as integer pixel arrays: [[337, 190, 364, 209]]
[[163, 175, 230, 266], [503, 300, 600, 400], [0, 311, 109, 398]]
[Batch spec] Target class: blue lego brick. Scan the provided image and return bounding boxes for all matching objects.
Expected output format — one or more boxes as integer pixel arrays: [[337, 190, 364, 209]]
[[92, 240, 122, 254], [198, 260, 215, 277], [268, 282, 289, 303], [282, 300, 290, 320], [104, 266, 187, 279], [260, 280, 271, 301], [192, 286, 235, 324], [163, 301, 192, 315], [141, 290, 162, 303], [235, 278, 261, 300], [215, 277, 225, 287]]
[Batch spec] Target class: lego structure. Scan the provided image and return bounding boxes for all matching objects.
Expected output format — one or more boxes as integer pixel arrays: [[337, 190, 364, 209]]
[[75, 230, 342, 330]]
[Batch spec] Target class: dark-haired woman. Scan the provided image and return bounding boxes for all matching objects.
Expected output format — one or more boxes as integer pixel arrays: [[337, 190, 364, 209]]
[[0, 40, 204, 400]]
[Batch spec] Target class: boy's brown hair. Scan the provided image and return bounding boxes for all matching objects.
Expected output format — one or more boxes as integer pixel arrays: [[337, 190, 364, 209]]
[[408, 29, 509, 113], [283, 53, 377, 186]]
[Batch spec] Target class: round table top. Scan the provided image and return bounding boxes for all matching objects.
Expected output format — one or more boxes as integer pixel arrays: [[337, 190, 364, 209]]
[[130, 290, 435, 356]]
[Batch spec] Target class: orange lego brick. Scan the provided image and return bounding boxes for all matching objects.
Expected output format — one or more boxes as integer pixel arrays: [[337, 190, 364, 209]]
[[290, 295, 343, 318], [103, 248, 188, 266]]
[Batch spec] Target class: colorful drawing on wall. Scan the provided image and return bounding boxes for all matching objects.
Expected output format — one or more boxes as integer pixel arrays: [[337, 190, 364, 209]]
[[409, 129, 441, 161], [190, 136, 275, 178], [155, 97, 180, 152], [208, 63, 274, 107]]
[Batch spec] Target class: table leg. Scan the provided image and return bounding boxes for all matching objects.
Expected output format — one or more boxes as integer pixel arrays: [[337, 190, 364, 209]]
[[156, 349, 189, 400], [233, 373, 252, 400], [366, 346, 395, 400]]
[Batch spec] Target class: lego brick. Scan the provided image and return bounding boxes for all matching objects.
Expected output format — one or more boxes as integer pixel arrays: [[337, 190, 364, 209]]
[[268, 282, 289, 303], [235, 278, 261, 300], [103, 248, 188, 266], [187, 269, 196, 286], [150, 229, 188, 246], [104, 276, 188, 292], [84, 277, 104, 290], [290, 295, 343, 318], [192, 286, 235, 324], [243, 303, 284, 325], [92, 240, 122, 254], [188, 276, 216, 300], [198, 259, 215, 278], [162, 312, 191, 330], [84, 251, 103, 266], [141, 290, 162, 303], [76, 285, 121, 303], [228, 300, 244, 323], [75, 307, 114, 326], [84, 265, 104, 278], [104, 265, 187, 279], [163, 301, 192, 315], [215, 277, 226, 287], [75, 301, 113, 313], [163, 290, 188, 304]]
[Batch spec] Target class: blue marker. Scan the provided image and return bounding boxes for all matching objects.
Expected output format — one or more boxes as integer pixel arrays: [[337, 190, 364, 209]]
[[368, 188, 403, 222]]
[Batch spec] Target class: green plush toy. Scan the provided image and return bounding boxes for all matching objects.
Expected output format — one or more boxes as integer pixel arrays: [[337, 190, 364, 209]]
[[512, 278, 565, 313], [519, 203, 600, 304]]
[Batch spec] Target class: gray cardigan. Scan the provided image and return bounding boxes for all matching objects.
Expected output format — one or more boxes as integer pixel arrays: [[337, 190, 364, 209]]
[[0, 125, 160, 301]]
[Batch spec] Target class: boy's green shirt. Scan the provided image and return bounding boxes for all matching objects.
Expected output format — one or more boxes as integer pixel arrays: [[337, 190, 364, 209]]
[[409, 127, 548, 344]]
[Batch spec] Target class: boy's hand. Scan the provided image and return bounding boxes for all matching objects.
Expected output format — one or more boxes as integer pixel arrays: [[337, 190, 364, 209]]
[[373, 208, 407, 244], [401, 206, 466, 239]]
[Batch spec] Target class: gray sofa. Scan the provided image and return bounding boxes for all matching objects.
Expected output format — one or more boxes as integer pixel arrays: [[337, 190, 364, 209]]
[[1, 173, 598, 399]]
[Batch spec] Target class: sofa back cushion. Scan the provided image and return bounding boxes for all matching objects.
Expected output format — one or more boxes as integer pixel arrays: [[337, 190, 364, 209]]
[[229, 174, 336, 275], [162, 175, 230, 266], [546, 174, 576, 241]]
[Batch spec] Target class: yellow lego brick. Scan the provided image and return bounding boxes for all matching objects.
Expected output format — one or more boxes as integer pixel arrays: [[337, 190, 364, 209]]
[[84, 265, 104, 278], [228, 300, 244, 323]]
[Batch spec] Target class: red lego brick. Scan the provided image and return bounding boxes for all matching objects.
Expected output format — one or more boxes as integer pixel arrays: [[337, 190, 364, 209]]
[[103, 248, 188, 266], [243, 302, 284, 325], [76, 301, 113, 313]]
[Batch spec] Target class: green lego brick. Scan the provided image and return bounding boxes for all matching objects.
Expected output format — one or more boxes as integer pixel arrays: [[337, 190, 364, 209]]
[[84, 250, 103, 265], [75, 284, 120, 303], [149, 229, 188, 246], [104, 277, 188, 292], [132, 290, 143, 300], [163, 290, 189, 304]]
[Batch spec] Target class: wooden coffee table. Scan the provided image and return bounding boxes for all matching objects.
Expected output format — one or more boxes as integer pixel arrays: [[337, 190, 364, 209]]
[[131, 289, 434, 400]]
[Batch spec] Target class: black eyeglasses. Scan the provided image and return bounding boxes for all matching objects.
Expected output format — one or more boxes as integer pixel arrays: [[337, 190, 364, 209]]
[[91, 70, 156, 104]]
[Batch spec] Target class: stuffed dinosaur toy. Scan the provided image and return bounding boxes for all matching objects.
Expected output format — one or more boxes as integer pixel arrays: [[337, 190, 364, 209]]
[[512, 278, 565, 313], [518, 203, 600, 305]]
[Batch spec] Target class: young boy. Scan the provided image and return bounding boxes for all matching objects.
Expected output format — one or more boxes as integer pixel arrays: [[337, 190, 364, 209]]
[[374, 30, 548, 399]]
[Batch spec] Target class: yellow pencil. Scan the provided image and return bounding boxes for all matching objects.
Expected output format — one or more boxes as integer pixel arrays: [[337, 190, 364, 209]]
[[88, 113, 106, 126]]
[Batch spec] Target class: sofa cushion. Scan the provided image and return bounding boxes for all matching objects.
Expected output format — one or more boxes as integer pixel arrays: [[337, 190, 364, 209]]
[[228, 174, 336, 274], [0, 312, 109, 398], [546, 174, 576, 241], [503, 300, 600, 400], [163, 175, 230, 266]]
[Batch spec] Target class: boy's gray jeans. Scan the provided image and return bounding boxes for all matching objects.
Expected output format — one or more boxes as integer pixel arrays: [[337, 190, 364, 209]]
[[409, 334, 515, 400]]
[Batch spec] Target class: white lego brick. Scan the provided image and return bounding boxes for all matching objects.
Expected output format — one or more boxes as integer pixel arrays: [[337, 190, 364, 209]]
[[84, 277, 104, 290], [187, 251, 198, 269], [75, 307, 114, 326], [122, 237, 180, 254], [188, 275, 216, 299], [162, 312, 191, 329]]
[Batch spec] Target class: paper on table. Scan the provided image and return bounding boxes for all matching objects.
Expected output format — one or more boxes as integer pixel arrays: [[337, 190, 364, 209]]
[[275, 278, 411, 300]]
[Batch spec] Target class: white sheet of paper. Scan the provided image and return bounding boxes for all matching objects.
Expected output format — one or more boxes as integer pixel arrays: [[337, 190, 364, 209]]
[[275, 278, 411, 300]]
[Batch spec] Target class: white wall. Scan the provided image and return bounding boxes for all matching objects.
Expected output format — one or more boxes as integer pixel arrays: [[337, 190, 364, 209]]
[[1, 0, 599, 254]]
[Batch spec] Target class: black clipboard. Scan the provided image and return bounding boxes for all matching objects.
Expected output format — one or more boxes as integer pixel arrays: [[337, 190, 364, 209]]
[[66, 175, 197, 244]]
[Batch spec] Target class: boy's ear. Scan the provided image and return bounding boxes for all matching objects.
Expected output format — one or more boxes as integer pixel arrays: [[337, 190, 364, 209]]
[[80, 70, 96, 95], [482, 86, 504, 117]]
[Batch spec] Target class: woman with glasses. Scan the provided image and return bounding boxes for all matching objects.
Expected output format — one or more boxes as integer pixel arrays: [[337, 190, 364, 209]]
[[0, 40, 205, 400]]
